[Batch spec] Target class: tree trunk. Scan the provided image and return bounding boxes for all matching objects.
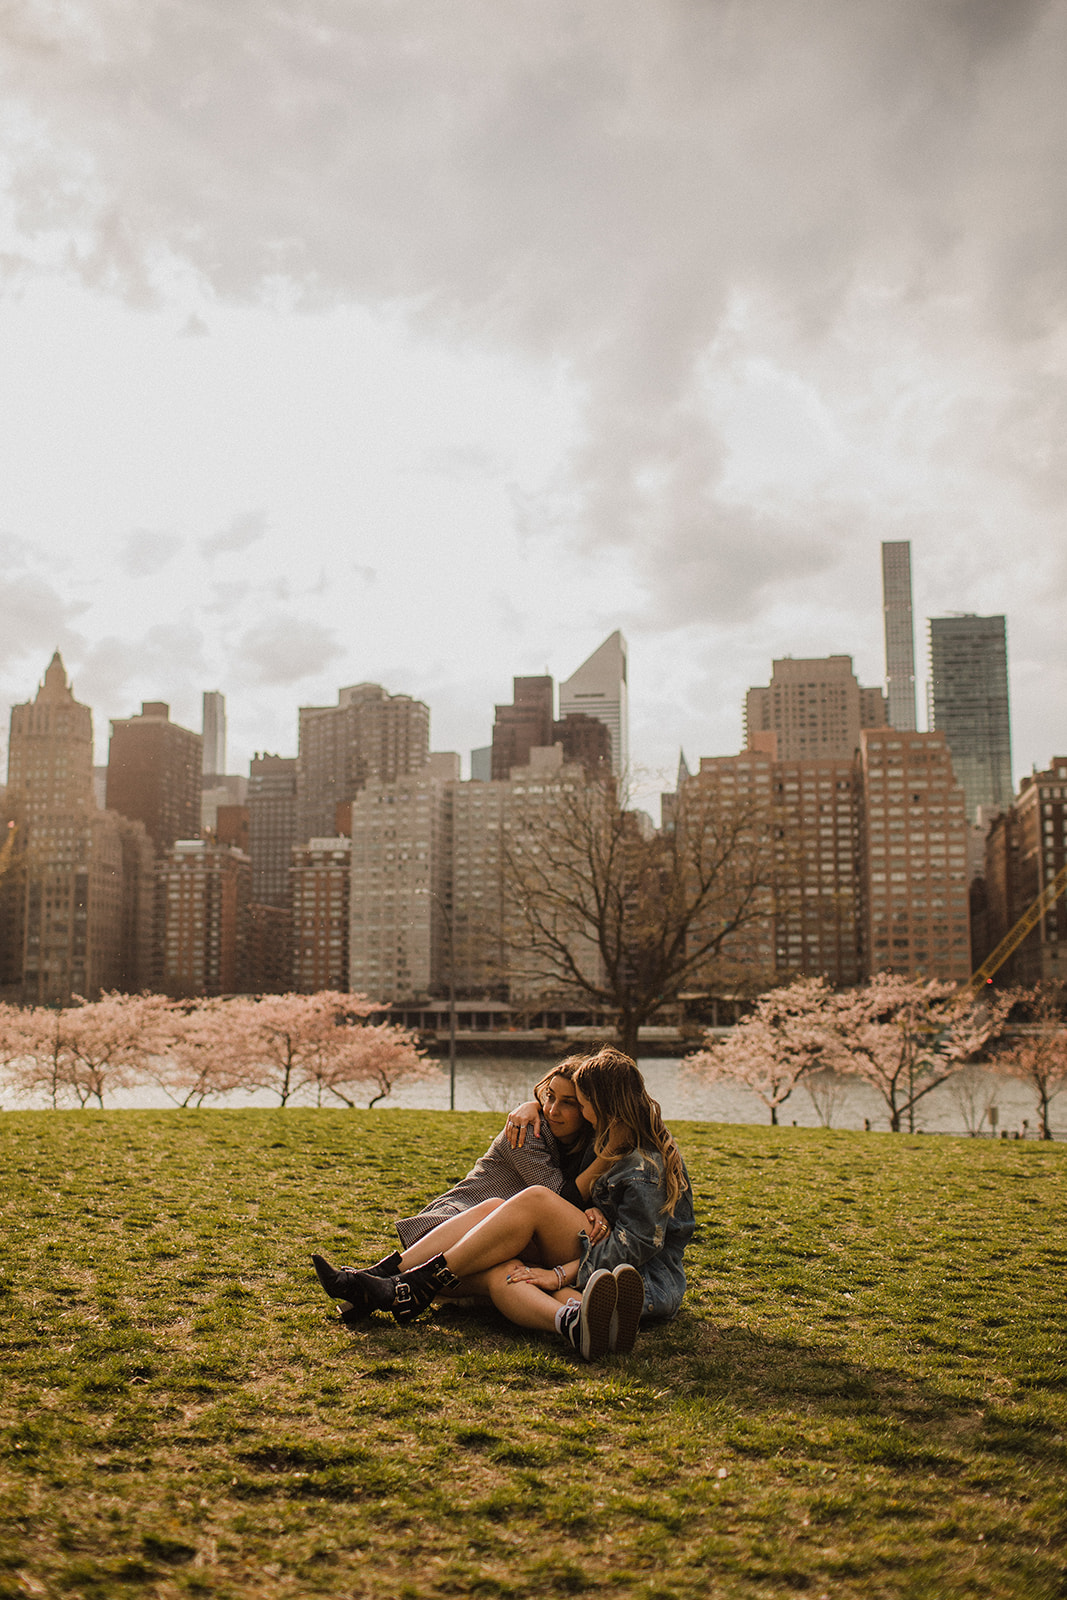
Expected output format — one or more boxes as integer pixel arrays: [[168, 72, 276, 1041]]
[[617, 1016, 641, 1060], [770, 1105, 778, 1126]]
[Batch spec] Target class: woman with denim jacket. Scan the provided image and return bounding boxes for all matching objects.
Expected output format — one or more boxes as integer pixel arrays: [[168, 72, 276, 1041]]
[[314, 1059, 614, 1327], [311, 1047, 694, 1360]]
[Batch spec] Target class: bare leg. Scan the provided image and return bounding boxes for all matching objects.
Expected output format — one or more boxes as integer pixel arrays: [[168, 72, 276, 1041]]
[[482, 1262, 575, 1331], [396, 1200, 504, 1270], [436, 1187, 587, 1280]]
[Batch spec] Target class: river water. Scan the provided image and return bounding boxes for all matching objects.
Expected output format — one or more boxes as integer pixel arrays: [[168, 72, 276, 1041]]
[[19, 1054, 1059, 1138]]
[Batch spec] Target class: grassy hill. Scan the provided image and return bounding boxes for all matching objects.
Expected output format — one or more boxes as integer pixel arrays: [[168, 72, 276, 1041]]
[[1, 1109, 1065, 1599]]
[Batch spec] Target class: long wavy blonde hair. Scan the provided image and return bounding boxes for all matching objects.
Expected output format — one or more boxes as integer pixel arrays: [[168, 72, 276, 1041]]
[[571, 1047, 689, 1216]]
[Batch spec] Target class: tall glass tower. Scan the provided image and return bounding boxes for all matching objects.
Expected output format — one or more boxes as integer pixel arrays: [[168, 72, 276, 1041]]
[[881, 541, 917, 730], [202, 691, 227, 779], [928, 614, 1013, 822], [559, 630, 629, 777]]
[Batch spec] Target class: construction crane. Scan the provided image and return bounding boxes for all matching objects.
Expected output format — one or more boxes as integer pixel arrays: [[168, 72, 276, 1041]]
[[963, 859, 1067, 999]]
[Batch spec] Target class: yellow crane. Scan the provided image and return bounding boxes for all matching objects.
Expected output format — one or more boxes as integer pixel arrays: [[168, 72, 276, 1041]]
[[963, 859, 1067, 998]]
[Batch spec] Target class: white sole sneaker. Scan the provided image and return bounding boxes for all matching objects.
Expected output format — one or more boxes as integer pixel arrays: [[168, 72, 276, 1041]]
[[575, 1269, 617, 1361]]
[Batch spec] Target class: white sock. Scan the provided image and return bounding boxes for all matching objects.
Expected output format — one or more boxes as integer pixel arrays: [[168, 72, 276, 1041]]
[[553, 1297, 581, 1332]]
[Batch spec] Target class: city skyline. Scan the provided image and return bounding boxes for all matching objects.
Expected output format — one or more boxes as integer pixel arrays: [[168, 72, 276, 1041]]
[[1, 6, 1065, 797], [0, 595, 1049, 809]]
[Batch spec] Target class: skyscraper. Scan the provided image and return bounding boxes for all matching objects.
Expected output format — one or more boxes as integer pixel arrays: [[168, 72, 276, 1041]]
[[978, 756, 1067, 985], [858, 728, 972, 982], [202, 691, 227, 779], [106, 702, 203, 853], [928, 615, 1013, 822], [348, 771, 451, 999], [490, 676, 554, 780], [291, 836, 351, 992], [558, 631, 628, 777], [296, 683, 430, 842], [3, 654, 145, 1002], [882, 541, 918, 731], [744, 656, 886, 761], [248, 754, 298, 908], [159, 838, 252, 998]]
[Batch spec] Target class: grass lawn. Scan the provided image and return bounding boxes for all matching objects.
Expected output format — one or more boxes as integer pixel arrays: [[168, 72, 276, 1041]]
[[1, 1110, 1065, 1600]]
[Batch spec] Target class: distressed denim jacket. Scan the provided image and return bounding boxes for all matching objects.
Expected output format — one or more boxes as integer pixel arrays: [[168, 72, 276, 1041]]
[[576, 1148, 695, 1320]]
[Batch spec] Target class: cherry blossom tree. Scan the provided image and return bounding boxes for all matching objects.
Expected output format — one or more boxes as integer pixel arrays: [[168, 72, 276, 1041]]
[[686, 976, 834, 1125], [233, 991, 392, 1106], [0, 1003, 43, 1103], [825, 974, 1012, 1133], [994, 985, 1067, 1141], [62, 992, 174, 1108], [322, 1019, 437, 1109], [138, 997, 253, 1108], [1, 1005, 76, 1107]]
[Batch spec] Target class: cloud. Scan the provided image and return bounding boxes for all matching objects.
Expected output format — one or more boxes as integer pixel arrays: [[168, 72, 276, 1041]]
[[0, 574, 84, 671], [2, 2, 1066, 638], [0, 531, 33, 567], [77, 625, 209, 715], [199, 509, 267, 559], [204, 580, 252, 614], [235, 614, 343, 686], [118, 528, 183, 578], [179, 311, 209, 337]]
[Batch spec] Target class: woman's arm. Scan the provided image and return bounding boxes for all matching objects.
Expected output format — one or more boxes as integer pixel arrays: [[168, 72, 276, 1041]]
[[504, 1101, 542, 1147], [503, 1257, 581, 1291]]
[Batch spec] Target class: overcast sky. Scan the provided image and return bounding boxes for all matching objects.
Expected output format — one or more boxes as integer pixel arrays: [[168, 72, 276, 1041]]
[[1, 0, 1065, 800]]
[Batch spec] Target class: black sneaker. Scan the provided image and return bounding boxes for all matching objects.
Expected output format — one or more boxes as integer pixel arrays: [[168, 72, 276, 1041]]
[[609, 1264, 644, 1354], [558, 1269, 617, 1361]]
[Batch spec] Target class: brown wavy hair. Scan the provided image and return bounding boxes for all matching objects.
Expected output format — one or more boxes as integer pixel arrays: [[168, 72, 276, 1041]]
[[571, 1047, 689, 1216], [532, 1057, 594, 1153]]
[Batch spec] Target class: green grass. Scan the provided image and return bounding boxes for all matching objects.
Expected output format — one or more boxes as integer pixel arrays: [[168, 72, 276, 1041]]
[[1, 1111, 1065, 1600]]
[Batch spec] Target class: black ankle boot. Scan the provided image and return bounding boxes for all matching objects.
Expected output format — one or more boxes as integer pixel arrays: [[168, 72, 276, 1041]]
[[338, 1251, 403, 1326], [383, 1253, 462, 1326], [312, 1249, 402, 1299]]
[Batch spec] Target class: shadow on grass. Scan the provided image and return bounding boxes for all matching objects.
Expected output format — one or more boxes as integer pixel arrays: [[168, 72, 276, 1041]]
[[658, 1314, 1067, 1476], [365, 1297, 1067, 1485]]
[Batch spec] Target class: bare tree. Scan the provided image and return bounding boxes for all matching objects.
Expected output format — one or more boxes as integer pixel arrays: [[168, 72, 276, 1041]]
[[995, 985, 1067, 1140], [686, 976, 833, 1125], [803, 1068, 846, 1129], [503, 768, 782, 1057], [947, 1063, 1001, 1137]]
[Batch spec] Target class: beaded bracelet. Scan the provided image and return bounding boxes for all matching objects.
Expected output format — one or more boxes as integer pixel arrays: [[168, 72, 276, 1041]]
[[552, 1265, 567, 1288]]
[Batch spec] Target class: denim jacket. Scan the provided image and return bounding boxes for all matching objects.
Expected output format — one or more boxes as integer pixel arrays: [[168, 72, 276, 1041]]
[[576, 1147, 695, 1320]]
